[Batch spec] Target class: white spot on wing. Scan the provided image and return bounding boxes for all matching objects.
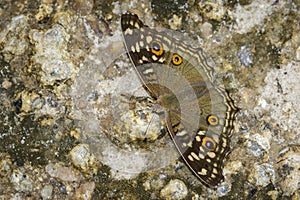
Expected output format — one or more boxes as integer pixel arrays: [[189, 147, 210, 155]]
[[191, 152, 200, 161], [152, 55, 158, 61], [198, 130, 205, 136], [143, 68, 154, 75], [130, 20, 134, 26], [198, 168, 207, 175], [139, 41, 144, 47], [146, 36, 152, 43], [158, 57, 165, 63], [131, 46, 135, 53], [142, 56, 149, 62], [207, 152, 216, 158], [176, 130, 187, 136], [124, 28, 133, 35], [212, 168, 218, 174], [135, 43, 140, 52], [199, 153, 205, 159]]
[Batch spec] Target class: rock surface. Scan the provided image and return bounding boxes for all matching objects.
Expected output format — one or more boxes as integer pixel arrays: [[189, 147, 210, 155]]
[[0, 0, 299, 199]]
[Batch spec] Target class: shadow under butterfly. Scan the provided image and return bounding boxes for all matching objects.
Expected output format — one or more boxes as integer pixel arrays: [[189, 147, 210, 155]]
[[121, 12, 238, 188]]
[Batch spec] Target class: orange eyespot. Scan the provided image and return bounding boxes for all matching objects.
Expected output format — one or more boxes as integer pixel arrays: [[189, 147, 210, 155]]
[[202, 137, 216, 151], [207, 115, 219, 126], [151, 41, 163, 56], [172, 54, 183, 65]]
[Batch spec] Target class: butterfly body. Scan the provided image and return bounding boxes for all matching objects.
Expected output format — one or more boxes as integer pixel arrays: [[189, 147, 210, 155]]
[[121, 12, 237, 187]]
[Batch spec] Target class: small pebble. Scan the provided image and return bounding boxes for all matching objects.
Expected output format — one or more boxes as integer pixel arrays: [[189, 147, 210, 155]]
[[276, 146, 300, 196], [217, 183, 231, 196], [74, 182, 95, 200], [200, 22, 213, 40], [10, 170, 34, 192], [248, 163, 275, 187], [40, 184, 53, 200], [237, 46, 253, 67], [71, 0, 94, 16], [69, 144, 94, 171], [2, 80, 12, 89], [45, 163, 79, 182], [160, 179, 188, 200]]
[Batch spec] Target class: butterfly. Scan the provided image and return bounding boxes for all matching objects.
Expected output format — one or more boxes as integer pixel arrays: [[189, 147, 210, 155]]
[[121, 12, 237, 187]]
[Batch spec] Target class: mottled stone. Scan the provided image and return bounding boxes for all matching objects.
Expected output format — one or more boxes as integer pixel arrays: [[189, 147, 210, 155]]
[[248, 163, 275, 187], [1, 15, 29, 61], [276, 146, 300, 196], [29, 25, 78, 85], [199, 22, 213, 40], [143, 180, 151, 191], [0, 154, 12, 177], [160, 179, 188, 200], [35, 1, 53, 22], [74, 182, 95, 200], [71, 0, 94, 16], [150, 177, 166, 191], [224, 160, 243, 175], [216, 183, 231, 197], [46, 163, 79, 182], [40, 184, 53, 200], [246, 140, 265, 158], [279, 22, 300, 62], [69, 144, 96, 172], [255, 61, 300, 141], [237, 46, 253, 67], [168, 14, 182, 30], [10, 193, 25, 200], [52, 11, 75, 29], [10, 170, 34, 193], [18, 91, 42, 113], [1, 80, 12, 89], [246, 132, 271, 159], [198, 1, 228, 22], [232, 0, 286, 34]]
